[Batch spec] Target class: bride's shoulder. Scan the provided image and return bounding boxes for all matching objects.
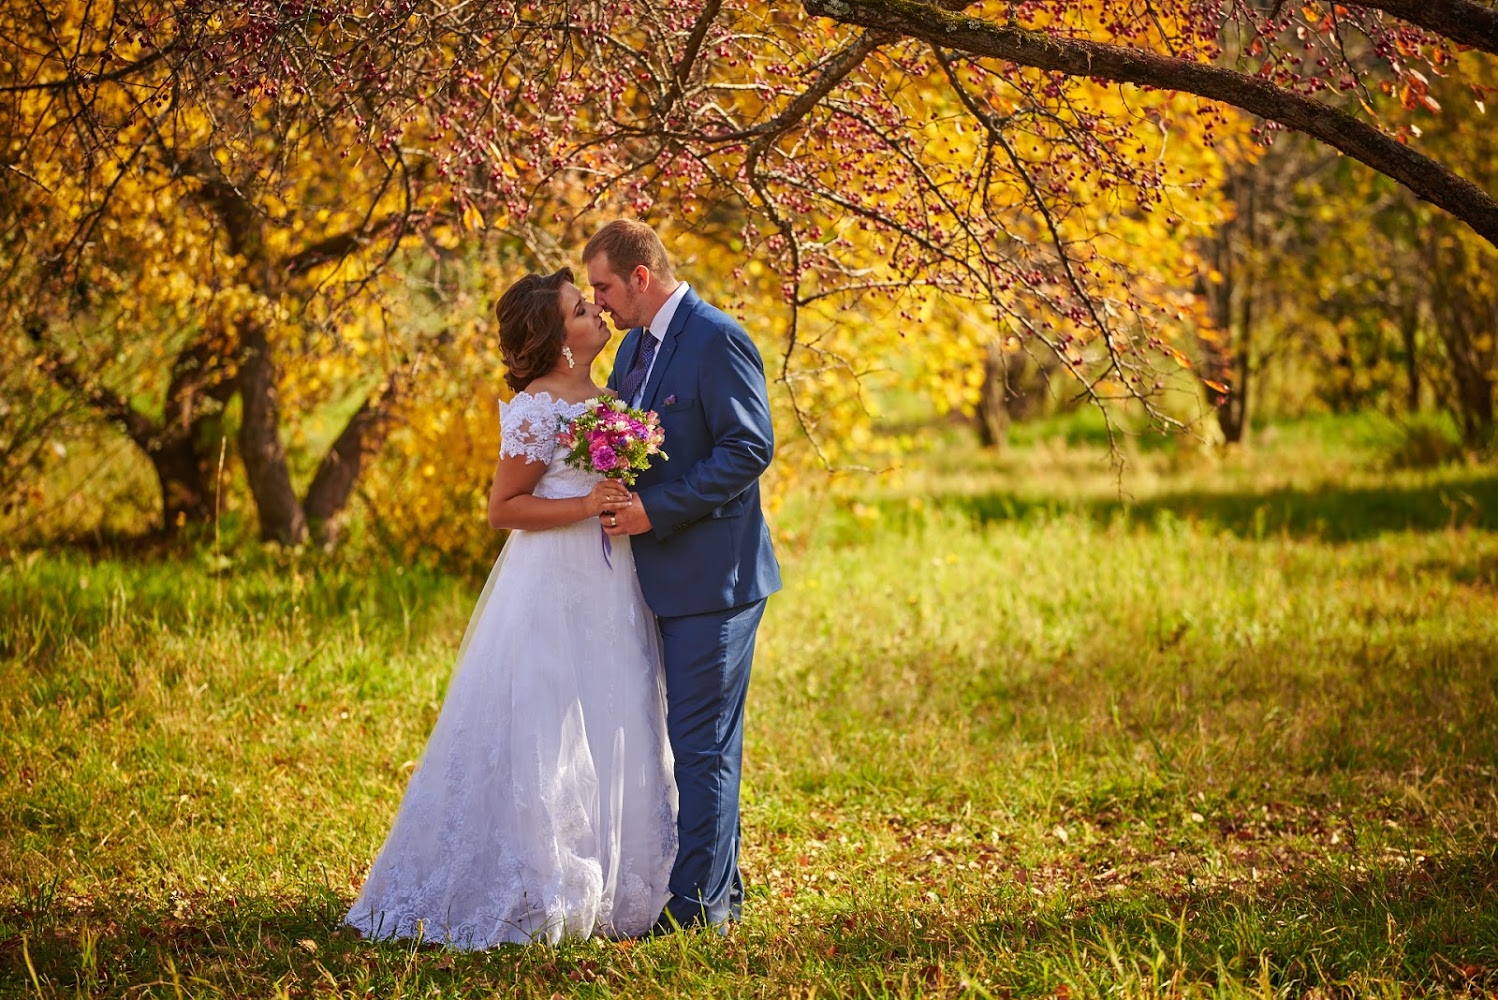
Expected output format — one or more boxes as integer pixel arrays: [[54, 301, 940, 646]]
[[500, 389, 595, 429], [502, 388, 561, 410], [499, 391, 557, 431], [504, 383, 607, 409]]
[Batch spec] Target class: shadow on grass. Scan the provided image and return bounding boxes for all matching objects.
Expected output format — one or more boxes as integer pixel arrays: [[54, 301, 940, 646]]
[[808, 843, 1498, 993], [974, 839, 1498, 994], [0, 885, 730, 998], [5, 843, 1494, 997], [926, 474, 1498, 544], [0, 551, 469, 666]]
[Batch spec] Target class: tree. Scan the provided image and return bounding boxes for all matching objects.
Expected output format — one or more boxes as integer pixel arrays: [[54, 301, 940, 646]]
[[0, 1, 560, 541], [0, 1, 1250, 492], [6, 0, 1496, 547], [789, 1, 1496, 436], [1193, 53, 1497, 447], [804, 0, 1498, 247]]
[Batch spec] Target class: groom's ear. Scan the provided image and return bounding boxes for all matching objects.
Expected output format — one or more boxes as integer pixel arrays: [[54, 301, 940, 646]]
[[631, 264, 651, 292]]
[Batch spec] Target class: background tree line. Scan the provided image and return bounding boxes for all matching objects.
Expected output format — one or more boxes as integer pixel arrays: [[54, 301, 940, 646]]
[[2, 0, 1493, 564]]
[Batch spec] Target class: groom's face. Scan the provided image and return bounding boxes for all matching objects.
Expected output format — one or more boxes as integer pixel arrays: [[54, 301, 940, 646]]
[[587, 252, 648, 331]]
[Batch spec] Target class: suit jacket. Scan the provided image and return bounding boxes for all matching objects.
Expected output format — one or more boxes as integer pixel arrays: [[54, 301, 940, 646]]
[[607, 286, 782, 618]]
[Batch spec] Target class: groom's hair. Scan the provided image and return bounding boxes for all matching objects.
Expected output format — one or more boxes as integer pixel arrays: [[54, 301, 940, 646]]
[[583, 220, 675, 283], [495, 267, 573, 393]]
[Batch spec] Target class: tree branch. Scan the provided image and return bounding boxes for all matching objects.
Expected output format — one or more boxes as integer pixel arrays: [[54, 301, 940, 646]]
[[282, 213, 407, 275], [656, 0, 723, 120], [302, 329, 452, 543], [24, 318, 160, 450], [0, 48, 172, 94], [802, 0, 1498, 249], [714, 28, 890, 144], [1350, 0, 1498, 58]]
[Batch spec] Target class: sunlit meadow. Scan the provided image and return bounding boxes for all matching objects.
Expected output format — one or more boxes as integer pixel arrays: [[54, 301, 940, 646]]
[[2, 413, 1495, 998]]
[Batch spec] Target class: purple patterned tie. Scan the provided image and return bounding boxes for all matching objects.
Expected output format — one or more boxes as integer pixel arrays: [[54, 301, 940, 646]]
[[620, 332, 658, 407]]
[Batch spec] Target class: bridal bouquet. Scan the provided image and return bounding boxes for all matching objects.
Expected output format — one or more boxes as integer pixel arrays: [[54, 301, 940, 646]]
[[558, 397, 667, 486]]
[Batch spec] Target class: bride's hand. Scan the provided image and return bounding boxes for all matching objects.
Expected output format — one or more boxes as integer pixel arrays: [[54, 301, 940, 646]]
[[586, 480, 632, 517]]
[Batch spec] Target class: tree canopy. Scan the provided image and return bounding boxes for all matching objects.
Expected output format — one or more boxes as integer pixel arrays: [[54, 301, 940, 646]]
[[2, 0, 1494, 549]]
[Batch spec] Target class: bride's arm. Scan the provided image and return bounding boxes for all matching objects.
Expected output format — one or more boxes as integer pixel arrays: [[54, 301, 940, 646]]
[[487, 454, 631, 530]]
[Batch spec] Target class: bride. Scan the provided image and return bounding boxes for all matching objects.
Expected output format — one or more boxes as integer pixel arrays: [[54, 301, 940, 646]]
[[344, 267, 678, 947]]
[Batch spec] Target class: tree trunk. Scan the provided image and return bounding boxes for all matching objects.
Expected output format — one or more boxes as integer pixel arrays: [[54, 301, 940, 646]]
[[237, 322, 308, 544], [147, 435, 214, 531], [1446, 337, 1495, 447], [1220, 281, 1252, 445], [159, 324, 238, 532], [1400, 303, 1421, 414], [975, 342, 1011, 449], [1424, 231, 1497, 448], [975, 340, 1052, 447], [1224, 177, 1256, 444], [301, 329, 447, 546], [1197, 173, 1253, 446], [26, 315, 231, 535], [303, 379, 403, 545]]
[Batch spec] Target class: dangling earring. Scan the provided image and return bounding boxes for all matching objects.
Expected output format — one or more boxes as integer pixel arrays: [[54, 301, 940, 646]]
[[562, 346, 576, 369]]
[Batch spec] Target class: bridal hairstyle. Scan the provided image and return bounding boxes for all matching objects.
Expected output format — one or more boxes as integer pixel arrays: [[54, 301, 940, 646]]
[[582, 219, 675, 283], [495, 267, 574, 392]]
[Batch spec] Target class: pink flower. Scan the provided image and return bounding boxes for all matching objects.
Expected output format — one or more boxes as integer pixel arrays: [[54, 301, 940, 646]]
[[590, 444, 618, 471]]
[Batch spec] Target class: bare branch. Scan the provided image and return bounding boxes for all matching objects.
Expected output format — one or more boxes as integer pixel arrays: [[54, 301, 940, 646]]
[[0, 46, 173, 95], [1350, 0, 1498, 57], [657, 0, 724, 119], [803, 0, 1498, 249]]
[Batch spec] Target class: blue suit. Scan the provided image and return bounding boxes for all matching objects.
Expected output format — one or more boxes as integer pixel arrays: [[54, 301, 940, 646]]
[[607, 286, 781, 928]]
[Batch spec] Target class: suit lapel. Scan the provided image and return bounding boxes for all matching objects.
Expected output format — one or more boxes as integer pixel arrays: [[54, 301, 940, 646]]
[[611, 328, 643, 392], [639, 288, 697, 411]]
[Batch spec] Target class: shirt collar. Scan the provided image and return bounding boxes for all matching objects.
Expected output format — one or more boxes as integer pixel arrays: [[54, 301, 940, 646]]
[[646, 282, 691, 343]]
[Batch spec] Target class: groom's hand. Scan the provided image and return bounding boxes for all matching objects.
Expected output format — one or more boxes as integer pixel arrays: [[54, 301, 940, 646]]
[[602, 492, 651, 536]]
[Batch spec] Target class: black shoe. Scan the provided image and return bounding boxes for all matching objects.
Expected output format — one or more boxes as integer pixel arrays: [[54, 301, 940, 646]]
[[647, 910, 736, 939]]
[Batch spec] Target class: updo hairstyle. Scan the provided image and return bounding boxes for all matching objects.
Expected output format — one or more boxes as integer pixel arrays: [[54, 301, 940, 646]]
[[495, 267, 574, 392]]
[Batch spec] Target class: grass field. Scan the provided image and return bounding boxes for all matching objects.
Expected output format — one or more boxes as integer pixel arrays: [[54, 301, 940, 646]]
[[2, 414, 1496, 998]]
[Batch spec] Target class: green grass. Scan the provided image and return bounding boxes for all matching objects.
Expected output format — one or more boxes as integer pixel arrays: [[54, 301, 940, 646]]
[[3, 415, 1497, 998]]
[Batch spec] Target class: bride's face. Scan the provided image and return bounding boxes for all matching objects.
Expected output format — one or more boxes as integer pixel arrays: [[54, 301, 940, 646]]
[[557, 282, 611, 366]]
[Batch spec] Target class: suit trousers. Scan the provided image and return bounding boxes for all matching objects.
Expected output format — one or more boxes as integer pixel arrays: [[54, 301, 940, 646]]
[[656, 597, 768, 928]]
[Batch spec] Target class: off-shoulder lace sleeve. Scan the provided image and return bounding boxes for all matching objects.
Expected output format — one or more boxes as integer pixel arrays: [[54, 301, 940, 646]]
[[499, 392, 561, 465]]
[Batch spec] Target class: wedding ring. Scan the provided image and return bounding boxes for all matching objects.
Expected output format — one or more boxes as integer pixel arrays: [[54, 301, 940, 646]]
[[609, 515, 618, 527]]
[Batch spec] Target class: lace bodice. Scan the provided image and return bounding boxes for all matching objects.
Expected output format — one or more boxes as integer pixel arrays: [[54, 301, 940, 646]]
[[499, 391, 603, 500]]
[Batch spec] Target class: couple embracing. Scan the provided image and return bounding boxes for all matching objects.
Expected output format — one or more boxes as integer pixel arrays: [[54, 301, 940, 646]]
[[344, 220, 782, 945]]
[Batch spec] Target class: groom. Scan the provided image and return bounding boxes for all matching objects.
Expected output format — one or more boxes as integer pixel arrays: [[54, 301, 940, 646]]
[[587, 220, 781, 933]]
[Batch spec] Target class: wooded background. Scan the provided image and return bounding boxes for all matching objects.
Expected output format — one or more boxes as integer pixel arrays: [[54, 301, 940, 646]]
[[3, 0, 1494, 560]]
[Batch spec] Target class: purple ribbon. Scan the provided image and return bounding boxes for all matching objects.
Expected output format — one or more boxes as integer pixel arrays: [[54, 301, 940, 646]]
[[601, 525, 613, 570]]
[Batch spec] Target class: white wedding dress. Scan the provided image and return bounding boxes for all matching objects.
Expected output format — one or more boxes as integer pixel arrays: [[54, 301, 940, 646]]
[[345, 390, 677, 947]]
